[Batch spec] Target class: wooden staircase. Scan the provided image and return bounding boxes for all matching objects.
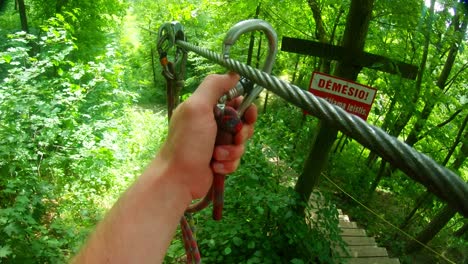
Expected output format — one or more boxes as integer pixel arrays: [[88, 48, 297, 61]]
[[309, 193, 400, 264], [338, 210, 400, 263], [263, 150, 399, 263]]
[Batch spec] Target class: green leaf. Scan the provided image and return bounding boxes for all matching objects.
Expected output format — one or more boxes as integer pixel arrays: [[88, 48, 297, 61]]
[[248, 241, 255, 249], [247, 257, 261, 263], [223, 247, 232, 255], [290, 259, 304, 264], [255, 206, 264, 214], [4, 223, 19, 236], [1, 54, 12, 64], [208, 239, 215, 248], [233, 237, 243, 247], [0, 245, 12, 258]]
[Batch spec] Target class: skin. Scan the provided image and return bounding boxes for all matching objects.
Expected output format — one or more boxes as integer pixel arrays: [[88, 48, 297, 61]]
[[71, 73, 257, 264]]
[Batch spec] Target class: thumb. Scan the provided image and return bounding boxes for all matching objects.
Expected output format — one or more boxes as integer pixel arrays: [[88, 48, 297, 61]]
[[192, 73, 240, 105]]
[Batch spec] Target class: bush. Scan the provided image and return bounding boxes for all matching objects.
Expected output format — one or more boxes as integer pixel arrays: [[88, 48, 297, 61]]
[[0, 17, 133, 263]]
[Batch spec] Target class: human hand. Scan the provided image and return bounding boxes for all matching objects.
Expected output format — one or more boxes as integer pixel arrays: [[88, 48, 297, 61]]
[[159, 73, 257, 200]]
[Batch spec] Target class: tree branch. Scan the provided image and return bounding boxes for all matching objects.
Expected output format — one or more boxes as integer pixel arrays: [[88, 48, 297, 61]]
[[307, 0, 328, 42], [417, 107, 467, 141]]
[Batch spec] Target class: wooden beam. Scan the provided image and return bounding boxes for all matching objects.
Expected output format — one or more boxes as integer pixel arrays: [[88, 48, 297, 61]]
[[281, 37, 418, 80]]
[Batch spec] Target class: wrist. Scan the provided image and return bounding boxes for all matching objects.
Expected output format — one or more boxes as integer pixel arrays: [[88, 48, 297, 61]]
[[143, 155, 193, 208]]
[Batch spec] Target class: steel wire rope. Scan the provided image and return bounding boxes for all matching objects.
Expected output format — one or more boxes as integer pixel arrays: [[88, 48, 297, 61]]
[[321, 173, 456, 264], [175, 39, 468, 217]]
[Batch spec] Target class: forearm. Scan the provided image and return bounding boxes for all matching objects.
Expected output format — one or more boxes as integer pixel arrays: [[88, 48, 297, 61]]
[[72, 155, 192, 264]]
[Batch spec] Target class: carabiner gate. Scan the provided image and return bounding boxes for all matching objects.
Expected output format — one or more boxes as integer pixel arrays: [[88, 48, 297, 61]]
[[220, 19, 278, 116]]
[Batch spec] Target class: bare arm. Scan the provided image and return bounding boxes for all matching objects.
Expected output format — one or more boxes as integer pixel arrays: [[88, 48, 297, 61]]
[[71, 73, 257, 264]]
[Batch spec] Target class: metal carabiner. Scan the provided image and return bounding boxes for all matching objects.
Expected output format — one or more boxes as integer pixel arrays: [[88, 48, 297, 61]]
[[211, 19, 278, 221], [157, 21, 188, 120], [157, 22, 175, 77], [220, 19, 278, 116], [157, 21, 187, 80]]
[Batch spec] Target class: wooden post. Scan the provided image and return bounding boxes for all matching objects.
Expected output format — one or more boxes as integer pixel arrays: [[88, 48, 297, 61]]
[[294, 121, 338, 204], [286, 0, 395, 209]]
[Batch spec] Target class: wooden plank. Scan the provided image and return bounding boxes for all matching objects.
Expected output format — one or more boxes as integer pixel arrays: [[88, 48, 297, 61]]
[[339, 214, 351, 221], [338, 246, 388, 257], [341, 228, 367, 236], [339, 220, 357, 228], [343, 257, 400, 264], [281, 37, 418, 80], [342, 236, 376, 246]]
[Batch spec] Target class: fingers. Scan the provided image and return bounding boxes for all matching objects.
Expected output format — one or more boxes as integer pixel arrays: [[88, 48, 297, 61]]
[[213, 145, 245, 161], [227, 98, 257, 124], [243, 103, 257, 125], [212, 160, 240, 174], [192, 72, 240, 105], [234, 124, 254, 145], [211, 145, 245, 174]]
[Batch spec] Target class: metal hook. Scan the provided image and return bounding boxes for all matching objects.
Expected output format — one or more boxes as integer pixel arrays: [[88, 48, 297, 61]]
[[221, 19, 278, 116], [157, 21, 187, 80]]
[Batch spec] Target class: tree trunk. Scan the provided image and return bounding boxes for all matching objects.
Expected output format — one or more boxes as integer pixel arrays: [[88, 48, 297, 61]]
[[395, 119, 468, 238], [55, 0, 69, 13], [388, 0, 436, 140], [295, 0, 375, 211], [246, 4, 261, 66], [417, 107, 465, 141], [404, 6, 468, 147], [307, 0, 331, 73], [291, 55, 301, 84], [295, 122, 338, 206], [399, 192, 433, 231], [404, 129, 467, 253], [442, 113, 468, 165], [17, 0, 28, 32], [405, 205, 457, 253], [368, 160, 387, 195], [372, 3, 467, 187]]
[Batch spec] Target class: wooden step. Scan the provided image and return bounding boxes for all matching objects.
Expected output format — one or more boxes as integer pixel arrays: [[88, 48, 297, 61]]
[[339, 214, 351, 221], [306, 191, 400, 263], [339, 220, 357, 228], [341, 257, 400, 264], [338, 246, 388, 257], [342, 236, 376, 246], [341, 228, 367, 237]]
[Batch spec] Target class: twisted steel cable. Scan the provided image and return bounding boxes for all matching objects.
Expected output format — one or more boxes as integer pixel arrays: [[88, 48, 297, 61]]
[[176, 40, 468, 217]]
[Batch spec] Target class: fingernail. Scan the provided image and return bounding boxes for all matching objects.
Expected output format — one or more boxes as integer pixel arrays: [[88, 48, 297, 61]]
[[213, 162, 225, 173], [217, 148, 229, 159]]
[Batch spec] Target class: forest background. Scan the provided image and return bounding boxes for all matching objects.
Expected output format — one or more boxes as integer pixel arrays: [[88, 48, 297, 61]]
[[0, 0, 467, 263]]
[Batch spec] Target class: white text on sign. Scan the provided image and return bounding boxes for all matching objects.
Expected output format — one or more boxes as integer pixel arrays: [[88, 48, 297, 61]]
[[308, 72, 377, 120]]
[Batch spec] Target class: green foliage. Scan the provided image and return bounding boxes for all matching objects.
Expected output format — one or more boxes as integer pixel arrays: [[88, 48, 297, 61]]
[[1, 0, 467, 262], [0, 17, 135, 263], [28, 0, 127, 60]]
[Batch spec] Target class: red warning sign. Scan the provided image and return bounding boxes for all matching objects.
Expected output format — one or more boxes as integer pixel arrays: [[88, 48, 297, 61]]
[[308, 72, 377, 120]]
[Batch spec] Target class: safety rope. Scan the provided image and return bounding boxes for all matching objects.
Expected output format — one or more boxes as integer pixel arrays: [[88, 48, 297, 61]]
[[157, 23, 202, 263], [174, 39, 468, 218], [322, 173, 456, 264], [180, 215, 201, 263]]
